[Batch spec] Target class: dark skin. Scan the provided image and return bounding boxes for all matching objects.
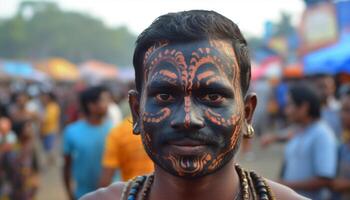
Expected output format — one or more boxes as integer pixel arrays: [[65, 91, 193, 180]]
[[99, 167, 116, 187], [81, 40, 307, 200], [63, 154, 74, 200]]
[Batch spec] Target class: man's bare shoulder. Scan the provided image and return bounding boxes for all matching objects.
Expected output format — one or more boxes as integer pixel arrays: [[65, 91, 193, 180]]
[[266, 179, 310, 200], [79, 182, 126, 200]]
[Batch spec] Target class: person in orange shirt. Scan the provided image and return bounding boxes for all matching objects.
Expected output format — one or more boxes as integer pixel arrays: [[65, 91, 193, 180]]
[[99, 116, 153, 186]]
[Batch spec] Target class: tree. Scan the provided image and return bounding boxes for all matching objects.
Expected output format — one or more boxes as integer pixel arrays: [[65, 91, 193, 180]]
[[0, 1, 137, 66]]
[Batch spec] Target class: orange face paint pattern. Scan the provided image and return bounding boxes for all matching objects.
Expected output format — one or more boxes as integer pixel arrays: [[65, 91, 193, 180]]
[[165, 153, 212, 176]]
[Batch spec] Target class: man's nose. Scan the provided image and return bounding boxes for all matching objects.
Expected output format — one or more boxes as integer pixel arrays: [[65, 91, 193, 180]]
[[170, 97, 205, 130]]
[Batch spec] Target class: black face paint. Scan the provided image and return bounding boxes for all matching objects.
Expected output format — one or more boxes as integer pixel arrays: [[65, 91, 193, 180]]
[[140, 39, 244, 178]]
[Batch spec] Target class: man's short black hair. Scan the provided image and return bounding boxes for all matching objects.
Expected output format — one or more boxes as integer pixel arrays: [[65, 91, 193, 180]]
[[79, 86, 108, 115], [12, 120, 29, 138], [133, 10, 251, 94], [289, 84, 321, 119], [0, 104, 8, 118]]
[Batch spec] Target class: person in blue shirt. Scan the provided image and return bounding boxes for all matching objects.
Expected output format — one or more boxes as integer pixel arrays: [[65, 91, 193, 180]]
[[331, 85, 350, 200], [62, 86, 113, 200], [280, 84, 337, 200]]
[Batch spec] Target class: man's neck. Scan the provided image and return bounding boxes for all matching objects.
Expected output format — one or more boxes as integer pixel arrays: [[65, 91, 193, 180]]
[[299, 116, 317, 129], [150, 159, 239, 200], [86, 115, 104, 126]]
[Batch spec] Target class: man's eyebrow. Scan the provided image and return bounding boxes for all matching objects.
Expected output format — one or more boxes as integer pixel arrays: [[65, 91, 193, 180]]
[[196, 70, 224, 86], [198, 80, 234, 95]]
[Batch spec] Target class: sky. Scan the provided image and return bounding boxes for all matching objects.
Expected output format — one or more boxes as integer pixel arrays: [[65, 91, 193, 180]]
[[0, 0, 305, 36]]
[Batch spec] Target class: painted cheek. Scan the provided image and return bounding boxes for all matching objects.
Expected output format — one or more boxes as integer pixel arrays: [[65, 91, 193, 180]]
[[142, 108, 172, 124], [141, 106, 172, 147], [203, 106, 242, 171]]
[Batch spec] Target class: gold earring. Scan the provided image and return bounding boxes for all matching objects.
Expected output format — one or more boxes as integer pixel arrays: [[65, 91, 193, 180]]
[[244, 124, 254, 139], [133, 123, 140, 135]]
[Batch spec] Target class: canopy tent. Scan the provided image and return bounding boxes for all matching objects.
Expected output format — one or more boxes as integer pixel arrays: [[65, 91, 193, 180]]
[[0, 61, 49, 82], [79, 60, 118, 83], [283, 63, 304, 79], [303, 33, 350, 75], [117, 67, 135, 82], [36, 58, 80, 82], [337, 59, 350, 73]]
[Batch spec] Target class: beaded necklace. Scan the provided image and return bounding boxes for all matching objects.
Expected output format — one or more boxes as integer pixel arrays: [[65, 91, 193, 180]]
[[122, 165, 275, 200]]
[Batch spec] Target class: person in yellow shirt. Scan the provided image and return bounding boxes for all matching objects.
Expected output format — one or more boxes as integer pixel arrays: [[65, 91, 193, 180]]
[[99, 116, 153, 186], [40, 92, 60, 165]]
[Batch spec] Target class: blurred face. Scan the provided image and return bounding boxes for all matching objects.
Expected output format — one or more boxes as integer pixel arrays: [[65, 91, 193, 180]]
[[315, 76, 335, 103], [40, 94, 50, 105], [88, 91, 109, 117], [133, 39, 249, 178], [284, 94, 301, 124], [285, 93, 311, 124], [0, 117, 11, 135], [341, 95, 350, 130], [16, 94, 28, 107]]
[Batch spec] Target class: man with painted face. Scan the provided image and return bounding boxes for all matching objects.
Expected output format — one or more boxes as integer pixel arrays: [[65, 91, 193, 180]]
[[81, 10, 307, 200]]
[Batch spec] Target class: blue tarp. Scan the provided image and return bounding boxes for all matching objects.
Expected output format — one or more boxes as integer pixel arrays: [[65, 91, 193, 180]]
[[0, 61, 35, 79], [0, 61, 49, 82], [303, 33, 350, 75], [1, 61, 34, 78], [337, 56, 350, 73], [336, 0, 350, 33]]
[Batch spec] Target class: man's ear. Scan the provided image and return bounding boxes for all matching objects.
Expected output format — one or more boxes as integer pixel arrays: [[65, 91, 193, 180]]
[[129, 90, 141, 135], [244, 93, 257, 124]]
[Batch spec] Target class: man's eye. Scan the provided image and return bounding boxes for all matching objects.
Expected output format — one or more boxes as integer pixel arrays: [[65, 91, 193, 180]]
[[155, 93, 174, 103], [201, 94, 224, 103]]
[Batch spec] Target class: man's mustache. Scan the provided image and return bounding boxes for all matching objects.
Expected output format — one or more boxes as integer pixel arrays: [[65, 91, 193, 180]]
[[159, 131, 222, 146]]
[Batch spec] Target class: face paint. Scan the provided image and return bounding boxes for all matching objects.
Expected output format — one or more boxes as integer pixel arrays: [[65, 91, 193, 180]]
[[139, 39, 244, 178]]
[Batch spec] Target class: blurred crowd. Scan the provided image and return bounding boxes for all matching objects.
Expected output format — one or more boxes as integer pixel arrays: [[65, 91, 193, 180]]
[[0, 73, 350, 200], [253, 74, 350, 200], [0, 80, 153, 200]]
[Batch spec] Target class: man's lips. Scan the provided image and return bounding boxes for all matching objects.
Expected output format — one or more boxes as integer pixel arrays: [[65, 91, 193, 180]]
[[166, 139, 208, 155], [167, 138, 207, 146]]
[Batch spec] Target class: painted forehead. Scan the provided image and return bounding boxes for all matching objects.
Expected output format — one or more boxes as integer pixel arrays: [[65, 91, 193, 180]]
[[142, 39, 240, 81]]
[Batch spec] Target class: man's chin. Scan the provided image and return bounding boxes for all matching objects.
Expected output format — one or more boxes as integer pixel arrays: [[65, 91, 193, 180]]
[[155, 157, 215, 179], [150, 146, 238, 179], [164, 166, 212, 179]]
